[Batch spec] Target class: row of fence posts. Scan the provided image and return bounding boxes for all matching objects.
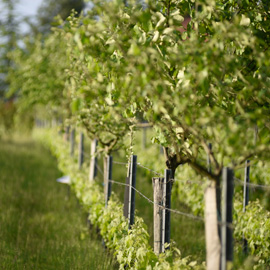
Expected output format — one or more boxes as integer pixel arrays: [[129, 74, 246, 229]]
[[36, 121, 254, 269], [36, 118, 64, 128], [65, 127, 252, 270], [72, 128, 173, 252]]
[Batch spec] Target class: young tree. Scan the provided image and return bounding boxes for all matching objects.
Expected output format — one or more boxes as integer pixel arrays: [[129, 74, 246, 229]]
[[110, 0, 270, 181]]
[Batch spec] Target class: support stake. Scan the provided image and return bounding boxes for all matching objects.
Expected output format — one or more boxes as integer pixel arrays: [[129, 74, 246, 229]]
[[70, 129, 75, 157], [105, 156, 113, 207], [78, 132, 84, 169], [243, 160, 250, 254], [123, 155, 137, 228], [221, 167, 234, 270], [89, 139, 98, 181], [153, 177, 165, 254], [164, 169, 171, 247]]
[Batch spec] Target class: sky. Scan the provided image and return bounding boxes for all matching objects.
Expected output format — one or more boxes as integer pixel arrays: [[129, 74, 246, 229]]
[[16, 0, 44, 33], [0, 0, 92, 37], [16, 0, 43, 17], [14, 0, 92, 33]]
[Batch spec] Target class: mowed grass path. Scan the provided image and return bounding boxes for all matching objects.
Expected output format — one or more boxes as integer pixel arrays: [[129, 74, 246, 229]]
[[0, 138, 117, 270]]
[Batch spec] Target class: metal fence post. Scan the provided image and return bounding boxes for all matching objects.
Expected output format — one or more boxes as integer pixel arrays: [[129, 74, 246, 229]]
[[123, 155, 137, 228], [164, 169, 171, 247], [221, 167, 234, 270], [105, 155, 113, 207], [78, 132, 84, 169], [89, 139, 98, 181], [70, 129, 75, 157], [243, 160, 250, 254], [129, 155, 137, 227]]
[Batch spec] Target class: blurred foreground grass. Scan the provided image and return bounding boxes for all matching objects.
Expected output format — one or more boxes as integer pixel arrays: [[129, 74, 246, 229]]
[[0, 137, 117, 270]]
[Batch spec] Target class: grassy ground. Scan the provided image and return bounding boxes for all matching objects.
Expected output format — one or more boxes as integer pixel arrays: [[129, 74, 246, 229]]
[[0, 137, 117, 270]]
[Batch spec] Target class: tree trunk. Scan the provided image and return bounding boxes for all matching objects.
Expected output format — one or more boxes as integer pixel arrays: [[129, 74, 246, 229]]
[[205, 181, 221, 270]]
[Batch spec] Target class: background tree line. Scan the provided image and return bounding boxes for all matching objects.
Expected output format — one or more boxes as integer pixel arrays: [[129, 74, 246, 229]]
[[0, 0, 85, 134]]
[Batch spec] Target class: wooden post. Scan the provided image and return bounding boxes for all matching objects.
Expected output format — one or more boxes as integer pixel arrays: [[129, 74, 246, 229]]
[[78, 132, 84, 169], [123, 155, 137, 228], [205, 142, 221, 270], [89, 139, 98, 181], [70, 129, 75, 157], [207, 143, 221, 224], [205, 182, 221, 270], [105, 156, 113, 207], [153, 177, 165, 254], [164, 169, 171, 247], [221, 168, 234, 270], [243, 160, 250, 254]]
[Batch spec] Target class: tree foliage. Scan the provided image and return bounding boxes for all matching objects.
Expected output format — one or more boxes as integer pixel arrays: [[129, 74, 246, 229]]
[[8, 0, 270, 174], [7, 1, 270, 267]]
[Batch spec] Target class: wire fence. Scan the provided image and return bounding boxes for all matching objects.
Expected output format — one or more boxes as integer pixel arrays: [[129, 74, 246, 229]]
[[64, 129, 270, 262], [108, 179, 234, 229], [112, 160, 206, 185], [109, 179, 204, 221], [81, 147, 270, 193], [113, 158, 270, 190], [96, 163, 104, 176], [234, 177, 270, 190], [137, 162, 162, 176], [113, 161, 129, 166], [79, 146, 268, 231]]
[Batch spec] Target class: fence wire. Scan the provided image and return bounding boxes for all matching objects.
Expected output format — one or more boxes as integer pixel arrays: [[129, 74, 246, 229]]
[[106, 158, 270, 190], [137, 163, 163, 176], [234, 177, 270, 190], [113, 160, 163, 176], [109, 180, 204, 221], [73, 144, 233, 229], [113, 161, 129, 166], [171, 178, 205, 185], [96, 163, 104, 176], [113, 161, 204, 185], [108, 179, 234, 229]]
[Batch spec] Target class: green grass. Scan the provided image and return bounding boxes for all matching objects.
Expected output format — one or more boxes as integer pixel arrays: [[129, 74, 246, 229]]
[[0, 137, 118, 270]]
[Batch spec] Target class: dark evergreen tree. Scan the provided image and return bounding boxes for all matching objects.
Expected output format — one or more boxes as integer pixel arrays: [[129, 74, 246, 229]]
[[36, 0, 85, 34], [0, 0, 18, 97]]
